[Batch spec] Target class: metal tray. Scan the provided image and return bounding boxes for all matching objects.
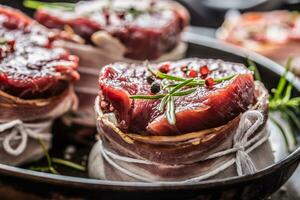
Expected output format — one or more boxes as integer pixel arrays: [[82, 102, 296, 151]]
[[0, 31, 299, 200]]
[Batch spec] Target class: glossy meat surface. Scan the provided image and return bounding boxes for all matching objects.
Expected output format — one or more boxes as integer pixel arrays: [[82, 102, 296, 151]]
[[0, 6, 79, 99], [35, 0, 189, 60], [98, 58, 255, 136]]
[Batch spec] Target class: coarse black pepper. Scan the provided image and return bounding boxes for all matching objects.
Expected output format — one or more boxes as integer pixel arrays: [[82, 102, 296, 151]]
[[150, 82, 161, 94], [146, 75, 155, 84]]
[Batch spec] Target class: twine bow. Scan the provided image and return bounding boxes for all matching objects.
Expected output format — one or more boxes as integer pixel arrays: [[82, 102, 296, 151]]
[[233, 110, 263, 175], [0, 120, 52, 156]]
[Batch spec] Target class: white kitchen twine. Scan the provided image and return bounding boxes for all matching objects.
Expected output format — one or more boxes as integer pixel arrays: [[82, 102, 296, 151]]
[[90, 109, 270, 183], [0, 120, 52, 156]]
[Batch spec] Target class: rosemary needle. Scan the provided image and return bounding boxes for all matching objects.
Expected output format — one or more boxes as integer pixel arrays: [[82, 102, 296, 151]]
[[166, 96, 176, 125], [166, 74, 236, 88], [24, 0, 75, 11], [273, 58, 292, 101], [29, 166, 52, 172], [32, 139, 85, 174], [172, 88, 197, 97], [247, 58, 261, 81], [170, 79, 194, 94], [129, 94, 166, 100], [159, 95, 169, 112], [52, 158, 86, 172], [148, 67, 186, 81]]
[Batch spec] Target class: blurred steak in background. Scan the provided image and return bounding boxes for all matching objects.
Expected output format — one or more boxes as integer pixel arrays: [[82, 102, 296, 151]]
[[3, 0, 300, 27]]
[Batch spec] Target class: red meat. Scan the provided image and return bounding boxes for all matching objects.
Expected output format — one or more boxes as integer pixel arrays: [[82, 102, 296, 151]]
[[0, 6, 79, 99], [98, 58, 255, 136], [34, 0, 189, 60]]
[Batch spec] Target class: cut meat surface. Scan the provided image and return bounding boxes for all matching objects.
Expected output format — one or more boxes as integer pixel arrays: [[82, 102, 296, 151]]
[[98, 58, 255, 136], [0, 6, 79, 99], [34, 0, 189, 60]]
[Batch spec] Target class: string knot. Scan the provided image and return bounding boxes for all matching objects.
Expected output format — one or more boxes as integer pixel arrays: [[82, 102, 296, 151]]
[[234, 143, 245, 152], [233, 110, 263, 176], [0, 120, 52, 156]]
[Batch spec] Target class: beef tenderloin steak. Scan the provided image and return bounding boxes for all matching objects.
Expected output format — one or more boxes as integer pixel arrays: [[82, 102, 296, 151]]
[[0, 6, 79, 100], [34, 0, 189, 60], [98, 58, 255, 136]]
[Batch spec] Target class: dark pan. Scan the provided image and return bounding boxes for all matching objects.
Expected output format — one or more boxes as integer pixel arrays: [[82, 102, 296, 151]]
[[0, 30, 299, 200]]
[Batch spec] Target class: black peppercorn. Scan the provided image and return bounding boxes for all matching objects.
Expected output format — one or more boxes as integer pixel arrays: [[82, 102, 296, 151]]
[[150, 82, 161, 94], [146, 75, 155, 84], [181, 66, 188, 73]]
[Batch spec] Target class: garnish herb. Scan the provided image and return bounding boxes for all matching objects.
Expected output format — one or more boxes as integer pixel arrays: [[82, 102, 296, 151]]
[[248, 58, 299, 151], [24, 0, 75, 11], [24, 0, 152, 18], [129, 94, 166, 100], [247, 58, 261, 81], [128, 7, 144, 18], [130, 67, 236, 125], [268, 58, 299, 151], [152, 67, 236, 88], [30, 138, 86, 174], [33, 138, 58, 174], [52, 158, 86, 172]]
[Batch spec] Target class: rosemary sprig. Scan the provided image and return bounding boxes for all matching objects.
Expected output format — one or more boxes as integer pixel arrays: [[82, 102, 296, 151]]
[[148, 67, 186, 81], [36, 138, 58, 174], [131, 67, 236, 125], [52, 158, 86, 172], [164, 79, 195, 124], [149, 67, 236, 87], [30, 139, 86, 174], [131, 79, 196, 124], [30, 166, 53, 172], [269, 58, 299, 114], [268, 59, 300, 151], [249, 58, 299, 151], [24, 0, 75, 11]]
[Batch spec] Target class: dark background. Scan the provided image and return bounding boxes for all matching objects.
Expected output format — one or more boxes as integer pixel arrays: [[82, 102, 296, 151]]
[[2, 0, 300, 28]]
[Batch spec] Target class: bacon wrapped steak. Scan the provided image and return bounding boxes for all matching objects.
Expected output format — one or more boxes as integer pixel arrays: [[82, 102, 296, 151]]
[[0, 6, 79, 165], [89, 58, 274, 182], [34, 0, 189, 62]]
